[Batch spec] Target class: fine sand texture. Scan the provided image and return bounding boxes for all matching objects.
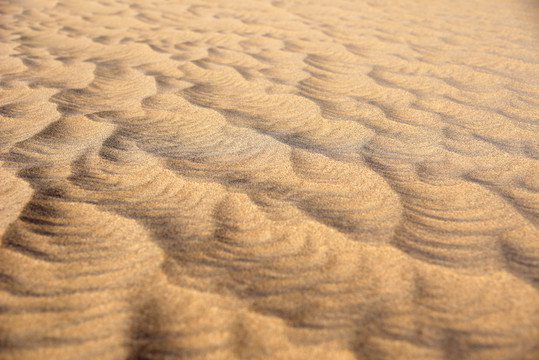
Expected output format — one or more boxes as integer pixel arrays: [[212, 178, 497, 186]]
[[1, 0, 539, 359]]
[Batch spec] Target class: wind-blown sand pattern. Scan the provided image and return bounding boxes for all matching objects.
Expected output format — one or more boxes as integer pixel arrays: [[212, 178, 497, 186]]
[[1, 0, 539, 359]]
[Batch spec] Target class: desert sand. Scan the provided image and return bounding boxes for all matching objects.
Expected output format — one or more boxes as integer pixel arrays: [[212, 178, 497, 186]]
[[0, 0, 538, 359]]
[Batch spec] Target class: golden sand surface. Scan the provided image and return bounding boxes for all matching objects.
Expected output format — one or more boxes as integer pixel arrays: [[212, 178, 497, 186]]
[[1, 0, 538, 359]]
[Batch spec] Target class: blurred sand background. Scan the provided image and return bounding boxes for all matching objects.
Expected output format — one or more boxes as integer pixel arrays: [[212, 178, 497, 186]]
[[1, 0, 538, 359]]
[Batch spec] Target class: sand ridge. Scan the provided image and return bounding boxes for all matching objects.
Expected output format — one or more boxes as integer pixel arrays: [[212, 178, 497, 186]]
[[0, 0, 538, 359]]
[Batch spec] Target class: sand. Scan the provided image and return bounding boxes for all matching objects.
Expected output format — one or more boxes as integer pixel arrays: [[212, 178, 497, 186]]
[[0, 0, 538, 359]]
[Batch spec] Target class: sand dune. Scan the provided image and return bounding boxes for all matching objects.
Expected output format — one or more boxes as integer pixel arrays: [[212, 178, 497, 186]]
[[1, 0, 538, 359]]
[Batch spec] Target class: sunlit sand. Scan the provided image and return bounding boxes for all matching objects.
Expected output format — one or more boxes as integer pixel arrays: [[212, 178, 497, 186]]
[[1, 0, 538, 359]]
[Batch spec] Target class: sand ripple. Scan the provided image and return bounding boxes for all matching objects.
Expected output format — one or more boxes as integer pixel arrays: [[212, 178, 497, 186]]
[[1, 0, 538, 359]]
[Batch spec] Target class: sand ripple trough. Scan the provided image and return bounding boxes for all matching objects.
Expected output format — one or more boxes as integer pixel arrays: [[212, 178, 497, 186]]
[[0, 0, 538, 359]]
